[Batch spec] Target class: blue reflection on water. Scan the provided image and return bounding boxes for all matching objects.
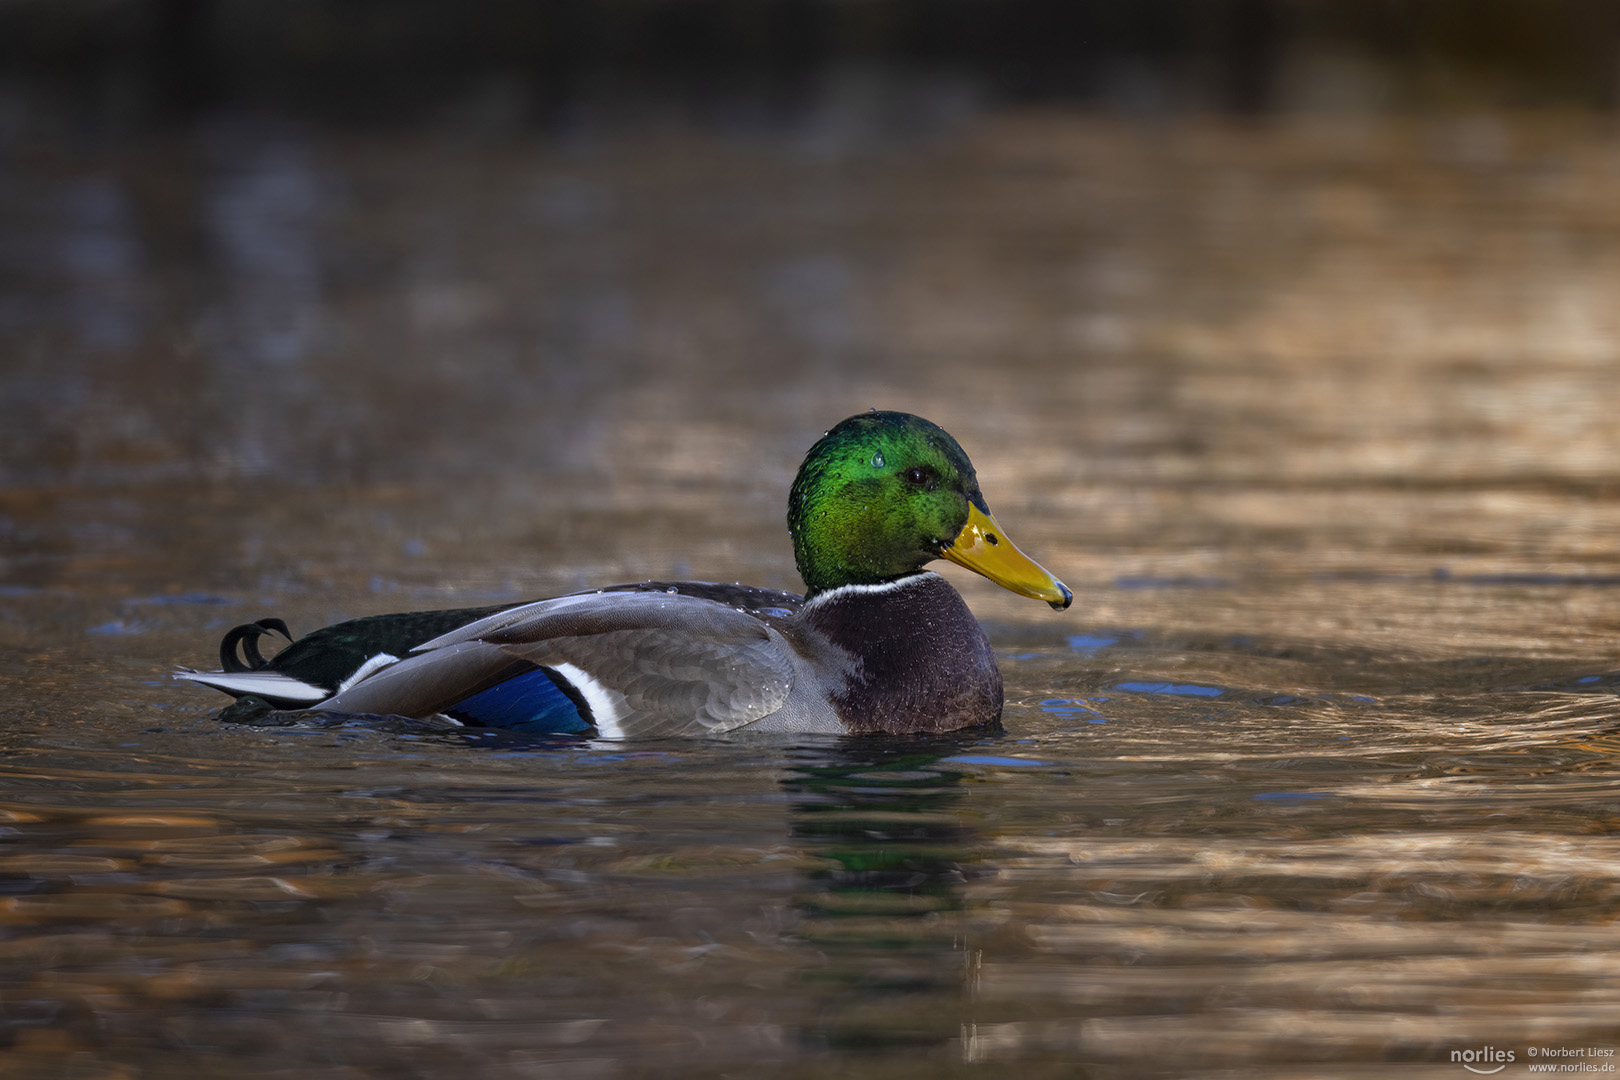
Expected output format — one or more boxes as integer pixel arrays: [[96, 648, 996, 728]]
[[1067, 634, 1120, 655], [87, 619, 154, 636], [1114, 681, 1224, 697], [939, 754, 1052, 768], [1040, 698, 1108, 724]]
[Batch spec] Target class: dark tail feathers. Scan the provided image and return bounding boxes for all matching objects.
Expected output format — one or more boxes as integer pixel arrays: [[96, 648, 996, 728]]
[[220, 618, 294, 672]]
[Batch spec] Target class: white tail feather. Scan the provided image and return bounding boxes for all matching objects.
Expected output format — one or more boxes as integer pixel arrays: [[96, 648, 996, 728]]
[[173, 669, 328, 703]]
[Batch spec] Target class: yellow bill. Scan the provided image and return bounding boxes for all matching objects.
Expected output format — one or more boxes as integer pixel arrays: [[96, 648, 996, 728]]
[[942, 502, 1073, 610]]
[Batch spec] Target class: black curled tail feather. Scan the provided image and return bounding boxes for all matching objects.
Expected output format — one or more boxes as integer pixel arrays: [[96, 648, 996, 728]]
[[219, 618, 294, 672]]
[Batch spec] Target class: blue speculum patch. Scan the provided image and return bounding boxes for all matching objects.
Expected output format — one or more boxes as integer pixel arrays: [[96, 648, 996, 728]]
[[447, 668, 592, 734]]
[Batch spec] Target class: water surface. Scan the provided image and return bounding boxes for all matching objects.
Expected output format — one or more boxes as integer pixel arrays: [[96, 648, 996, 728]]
[[4, 111, 1620, 1076]]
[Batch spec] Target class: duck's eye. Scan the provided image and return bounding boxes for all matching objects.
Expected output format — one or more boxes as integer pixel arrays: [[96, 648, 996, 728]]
[[903, 466, 931, 487]]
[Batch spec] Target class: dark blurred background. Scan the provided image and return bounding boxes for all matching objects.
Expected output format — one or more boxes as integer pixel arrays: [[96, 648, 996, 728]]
[[4, 0, 1619, 130]]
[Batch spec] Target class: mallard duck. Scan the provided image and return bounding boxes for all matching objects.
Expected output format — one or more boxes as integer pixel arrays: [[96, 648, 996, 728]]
[[176, 410, 1071, 736]]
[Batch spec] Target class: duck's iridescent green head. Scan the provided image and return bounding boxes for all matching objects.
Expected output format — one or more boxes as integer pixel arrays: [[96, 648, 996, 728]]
[[788, 410, 1072, 609]]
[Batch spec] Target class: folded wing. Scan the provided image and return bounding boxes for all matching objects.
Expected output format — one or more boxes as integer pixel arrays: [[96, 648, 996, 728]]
[[318, 591, 796, 736]]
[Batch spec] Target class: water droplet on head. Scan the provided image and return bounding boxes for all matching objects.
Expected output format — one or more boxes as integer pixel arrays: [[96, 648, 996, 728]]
[[665, 587, 678, 594], [871, 452, 884, 468]]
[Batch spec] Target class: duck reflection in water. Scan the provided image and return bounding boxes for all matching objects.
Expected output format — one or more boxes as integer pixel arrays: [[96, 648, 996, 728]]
[[780, 737, 991, 1051]]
